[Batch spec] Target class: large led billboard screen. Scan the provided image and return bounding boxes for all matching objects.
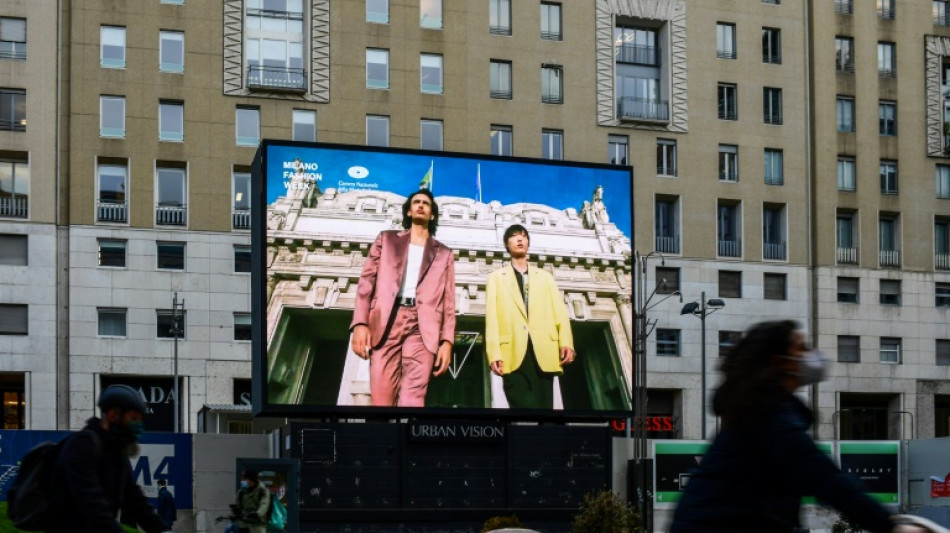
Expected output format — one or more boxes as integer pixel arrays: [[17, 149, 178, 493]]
[[252, 141, 633, 419]]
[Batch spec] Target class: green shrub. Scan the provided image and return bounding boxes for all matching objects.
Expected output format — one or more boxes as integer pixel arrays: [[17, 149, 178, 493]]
[[480, 513, 525, 532], [570, 490, 645, 533]]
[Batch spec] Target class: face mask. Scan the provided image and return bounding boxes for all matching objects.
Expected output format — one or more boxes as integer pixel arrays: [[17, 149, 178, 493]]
[[240, 481, 249, 489], [785, 350, 827, 386], [127, 420, 145, 440]]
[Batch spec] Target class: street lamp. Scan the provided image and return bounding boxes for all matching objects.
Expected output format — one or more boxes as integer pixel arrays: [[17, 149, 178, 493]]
[[171, 293, 185, 433], [680, 292, 725, 439]]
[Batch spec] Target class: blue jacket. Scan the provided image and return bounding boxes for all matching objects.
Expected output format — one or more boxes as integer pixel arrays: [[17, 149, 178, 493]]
[[157, 486, 176, 527], [670, 394, 893, 533]]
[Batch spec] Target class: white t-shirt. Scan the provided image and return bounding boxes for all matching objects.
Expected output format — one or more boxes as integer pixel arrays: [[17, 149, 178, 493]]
[[399, 244, 425, 298]]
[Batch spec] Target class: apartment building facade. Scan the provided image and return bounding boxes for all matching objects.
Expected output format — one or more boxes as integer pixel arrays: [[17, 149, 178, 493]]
[[0, 0, 947, 439]]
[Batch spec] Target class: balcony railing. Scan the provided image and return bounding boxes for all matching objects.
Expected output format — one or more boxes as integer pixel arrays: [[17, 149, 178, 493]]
[[717, 49, 737, 60], [718, 239, 742, 257], [246, 65, 306, 92], [617, 97, 669, 121], [655, 235, 680, 254], [156, 204, 187, 226], [97, 201, 127, 223], [616, 43, 659, 66], [937, 253, 950, 270], [490, 25, 512, 36], [936, 11, 950, 26], [763, 241, 787, 260], [0, 196, 28, 218], [836, 246, 858, 264], [834, 1, 853, 14], [657, 164, 677, 176], [765, 174, 784, 186], [541, 30, 561, 41], [233, 209, 251, 230], [764, 112, 783, 125], [878, 5, 895, 19], [879, 67, 897, 79], [0, 118, 26, 132], [879, 249, 901, 267], [763, 53, 781, 64], [835, 60, 855, 73], [490, 89, 512, 99], [541, 93, 563, 104], [0, 42, 26, 60]]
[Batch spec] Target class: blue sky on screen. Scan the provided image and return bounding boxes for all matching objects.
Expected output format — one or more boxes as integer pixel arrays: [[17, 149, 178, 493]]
[[265, 144, 632, 237]]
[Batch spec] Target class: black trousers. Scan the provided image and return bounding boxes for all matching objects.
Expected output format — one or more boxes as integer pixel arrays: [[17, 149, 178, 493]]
[[502, 340, 555, 409]]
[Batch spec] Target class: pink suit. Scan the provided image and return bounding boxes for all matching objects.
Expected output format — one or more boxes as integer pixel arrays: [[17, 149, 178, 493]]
[[350, 230, 456, 406]]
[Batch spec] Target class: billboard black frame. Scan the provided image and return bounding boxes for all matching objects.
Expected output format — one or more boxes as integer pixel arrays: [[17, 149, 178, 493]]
[[251, 139, 635, 422]]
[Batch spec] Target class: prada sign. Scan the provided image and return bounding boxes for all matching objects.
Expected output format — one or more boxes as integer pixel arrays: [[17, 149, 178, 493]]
[[407, 420, 506, 443]]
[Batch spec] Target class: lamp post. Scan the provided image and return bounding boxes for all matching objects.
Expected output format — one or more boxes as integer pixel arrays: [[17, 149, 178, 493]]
[[680, 292, 725, 439], [171, 293, 185, 433]]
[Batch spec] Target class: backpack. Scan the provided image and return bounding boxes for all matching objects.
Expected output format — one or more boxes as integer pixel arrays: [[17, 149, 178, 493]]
[[265, 493, 287, 532]]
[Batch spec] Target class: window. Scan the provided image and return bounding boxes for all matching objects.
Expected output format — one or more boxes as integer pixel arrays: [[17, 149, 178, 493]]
[[540, 3, 561, 40], [835, 37, 854, 72], [937, 282, 950, 307], [292, 109, 316, 142], [367, 0, 389, 23], [159, 101, 184, 142], [233, 170, 251, 229], [879, 101, 896, 136], [762, 27, 781, 64], [718, 83, 737, 120], [716, 23, 736, 59], [0, 234, 26, 265], [98, 239, 126, 268], [938, 0, 950, 26], [837, 157, 856, 191], [719, 331, 742, 356], [763, 87, 782, 125], [938, 221, 950, 270], [420, 54, 443, 94], [100, 96, 125, 138], [491, 125, 512, 156], [880, 279, 901, 305], [719, 145, 738, 182], [838, 336, 860, 363], [98, 308, 127, 337], [719, 270, 742, 298], [880, 161, 898, 195], [0, 158, 29, 218], [101, 26, 126, 68], [236, 106, 260, 146], [615, 26, 664, 121], [234, 245, 252, 273], [0, 18, 26, 60], [837, 277, 859, 303], [366, 48, 389, 89], [656, 329, 680, 356], [878, 0, 895, 19], [764, 149, 783, 185], [0, 89, 24, 133], [156, 166, 186, 226], [609, 135, 628, 166], [420, 0, 442, 29], [879, 215, 900, 267], [655, 196, 679, 254], [420, 119, 443, 151], [835, 0, 853, 15], [97, 163, 128, 222], [764, 273, 786, 300], [718, 202, 741, 257], [615, 26, 659, 65], [490, 60, 512, 99], [157, 310, 185, 339], [878, 42, 896, 78], [161, 0, 185, 4], [159, 31, 184, 73], [937, 165, 950, 199], [245, 0, 304, 91], [541, 65, 563, 104], [366, 115, 389, 147], [655, 267, 680, 294], [837, 211, 857, 263], [762, 0, 780, 4], [0, 304, 27, 335], [657, 139, 677, 176], [836, 96, 855, 132], [157, 241, 185, 270], [541, 129, 563, 160], [880, 337, 901, 363], [763, 205, 786, 260], [234, 313, 252, 341], [938, 340, 950, 366], [490, 0, 511, 35]]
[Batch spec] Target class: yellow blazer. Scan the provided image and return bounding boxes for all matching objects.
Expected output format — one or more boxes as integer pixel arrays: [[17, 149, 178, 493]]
[[485, 265, 574, 374]]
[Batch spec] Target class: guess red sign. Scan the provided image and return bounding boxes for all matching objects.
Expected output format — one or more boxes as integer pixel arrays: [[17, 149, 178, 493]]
[[611, 417, 675, 433]]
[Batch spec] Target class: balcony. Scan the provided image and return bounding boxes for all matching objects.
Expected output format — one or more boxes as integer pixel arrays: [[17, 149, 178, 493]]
[[937, 253, 950, 270], [718, 239, 742, 257], [233, 209, 251, 230], [246, 65, 306, 92], [0, 196, 28, 218], [763, 241, 786, 260], [617, 97, 669, 121], [96, 201, 127, 223], [836, 246, 858, 264], [655, 235, 679, 254], [156, 204, 187, 226], [616, 43, 659, 66], [879, 249, 900, 267]]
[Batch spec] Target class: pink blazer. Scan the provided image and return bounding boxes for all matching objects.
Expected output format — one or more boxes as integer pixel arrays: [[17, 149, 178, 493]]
[[350, 230, 456, 354]]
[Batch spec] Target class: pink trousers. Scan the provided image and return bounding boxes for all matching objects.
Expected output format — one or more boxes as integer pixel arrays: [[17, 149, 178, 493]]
[[370, 306, 435, 407]]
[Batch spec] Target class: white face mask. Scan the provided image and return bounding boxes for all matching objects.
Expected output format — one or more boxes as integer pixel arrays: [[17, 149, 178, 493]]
[[783, 350, 827, 386]]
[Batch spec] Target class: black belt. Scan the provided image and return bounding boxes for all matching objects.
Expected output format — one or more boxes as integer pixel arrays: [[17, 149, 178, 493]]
[[396, 297, 416, 307]]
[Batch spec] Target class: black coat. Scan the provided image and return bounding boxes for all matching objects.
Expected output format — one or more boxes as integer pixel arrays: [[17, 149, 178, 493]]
[[157, 486, 176, 527], [669, 394, 894, 533], [45, 418, 168, 533]]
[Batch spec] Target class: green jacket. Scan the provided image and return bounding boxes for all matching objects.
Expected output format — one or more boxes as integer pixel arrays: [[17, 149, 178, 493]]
[[235, 484, 270, 532]]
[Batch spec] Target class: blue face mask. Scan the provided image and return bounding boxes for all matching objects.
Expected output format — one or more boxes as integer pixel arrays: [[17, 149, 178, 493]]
[[127, 420, 145, 440], [240, 481, 249, 489]]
